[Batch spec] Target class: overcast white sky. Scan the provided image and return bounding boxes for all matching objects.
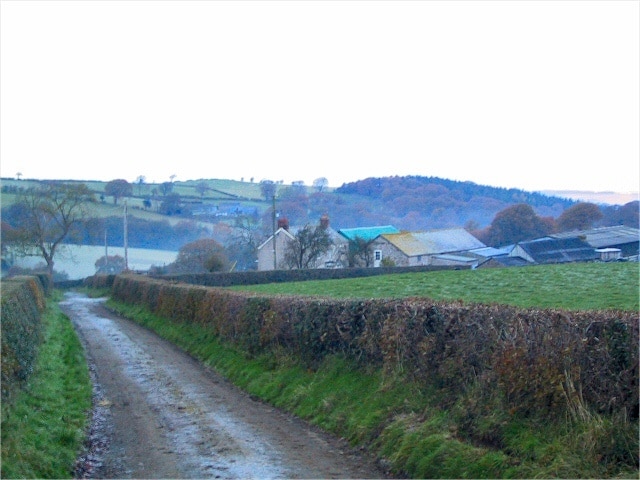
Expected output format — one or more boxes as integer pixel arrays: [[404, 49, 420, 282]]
[[1, 0, 638, 193]]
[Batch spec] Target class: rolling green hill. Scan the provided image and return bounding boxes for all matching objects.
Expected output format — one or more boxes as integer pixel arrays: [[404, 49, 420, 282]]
[[2, 176, 637, 244]]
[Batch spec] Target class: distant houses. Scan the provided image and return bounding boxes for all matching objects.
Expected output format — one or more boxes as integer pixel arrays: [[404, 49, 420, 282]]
[[256, 218, 297, 271], [258, 222, 489, 271], [257, 215, 349, 271], [255, 218, 639, 272]]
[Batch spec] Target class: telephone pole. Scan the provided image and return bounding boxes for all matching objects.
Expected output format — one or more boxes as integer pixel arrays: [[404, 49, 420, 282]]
[[272, 194, 277, 270], [124, 200, 129, 271]]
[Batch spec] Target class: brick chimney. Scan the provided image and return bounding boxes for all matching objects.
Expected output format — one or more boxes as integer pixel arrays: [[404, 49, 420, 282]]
[[277, 217, 289, 231]]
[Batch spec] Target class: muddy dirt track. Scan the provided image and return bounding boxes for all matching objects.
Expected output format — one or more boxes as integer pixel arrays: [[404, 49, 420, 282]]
[[61, 292, 390, 479]]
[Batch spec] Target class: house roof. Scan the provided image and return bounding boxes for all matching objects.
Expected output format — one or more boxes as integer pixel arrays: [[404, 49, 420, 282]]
[[513, 236, 597, 264], [325, 227, 348, 243], [380, 228, 486, 256], [257, 227, 296, 251], [551, 226, 639, 249], [338, 225, 400, 242]]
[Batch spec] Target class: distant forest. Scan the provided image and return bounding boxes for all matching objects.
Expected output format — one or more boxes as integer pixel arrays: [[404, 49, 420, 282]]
[[326, 176, 576, 229]]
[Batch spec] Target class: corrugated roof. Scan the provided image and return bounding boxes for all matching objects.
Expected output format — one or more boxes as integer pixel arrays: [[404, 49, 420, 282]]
[[381, 232, 426, 256], [381, 228, 486, 256], [478, 255, 529, 268], [552, 226, 639, 248], [515, 237, 597, 264], [338, 225, 400, 242], [433, 253, 478, 263], [468, 246, 513, 257]]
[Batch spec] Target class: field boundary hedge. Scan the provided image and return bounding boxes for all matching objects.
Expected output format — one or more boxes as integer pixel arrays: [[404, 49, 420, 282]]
[[108, 274, 638, 421], [1, 275, 48, 405], [149, 264, 468, 287]]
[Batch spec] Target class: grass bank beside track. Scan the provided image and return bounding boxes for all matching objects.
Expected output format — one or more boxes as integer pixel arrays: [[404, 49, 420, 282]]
[[1, 291, 92, 479]]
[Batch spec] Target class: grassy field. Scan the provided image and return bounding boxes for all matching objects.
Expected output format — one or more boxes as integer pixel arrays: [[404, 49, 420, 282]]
[[1, 177, 307, 206], [230, 262, 639, 311], [1, 177, 269, 228]]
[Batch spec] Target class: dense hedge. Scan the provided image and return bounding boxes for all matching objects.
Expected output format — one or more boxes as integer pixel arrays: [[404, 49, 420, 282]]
[[110, 274, 638, 421], [1, 276, 47, 405], [83, 274, 116, 289], [149, 264, 468, 287]]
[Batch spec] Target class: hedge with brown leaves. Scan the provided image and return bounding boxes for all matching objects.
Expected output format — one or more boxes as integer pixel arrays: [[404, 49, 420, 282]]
[[111, 274, 638, 420]]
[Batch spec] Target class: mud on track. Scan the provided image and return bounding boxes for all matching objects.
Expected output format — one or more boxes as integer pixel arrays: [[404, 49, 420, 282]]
[[61, 292, 389, 479]]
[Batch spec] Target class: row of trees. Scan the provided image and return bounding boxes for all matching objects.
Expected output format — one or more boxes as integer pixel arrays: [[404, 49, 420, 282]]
[[102, 178, 184, 215], [473, 202, 607, 247]]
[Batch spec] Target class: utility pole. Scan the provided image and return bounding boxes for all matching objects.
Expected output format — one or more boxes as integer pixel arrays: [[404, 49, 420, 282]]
[[272, 194, 277, 270], [124, 199, 129, 271]]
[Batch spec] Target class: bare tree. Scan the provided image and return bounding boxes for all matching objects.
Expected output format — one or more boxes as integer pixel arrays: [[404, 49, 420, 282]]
[[312, 177, 329, 192], [160, 181, 174, 196], [348, 236, 375, 267], [195, 182, 210, 197], [282, 224, 332, 269], [227, 215, 261, 270], [136, 175, 146, 195], [260, 180, 276, 202], [11, 182, 94, 275]]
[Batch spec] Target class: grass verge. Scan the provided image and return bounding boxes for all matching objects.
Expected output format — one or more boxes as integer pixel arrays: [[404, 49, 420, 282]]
[[1, 291, 92, 479], [107, 299, 639, 479]]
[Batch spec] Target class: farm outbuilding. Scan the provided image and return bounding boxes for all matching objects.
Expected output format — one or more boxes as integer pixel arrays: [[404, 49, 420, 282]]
[[337, 225, 400, 243], [551, 226, 639, 258], [510, 236, 597, 264], [595, 248, 622, 262], [370, 228, 486, 267]]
